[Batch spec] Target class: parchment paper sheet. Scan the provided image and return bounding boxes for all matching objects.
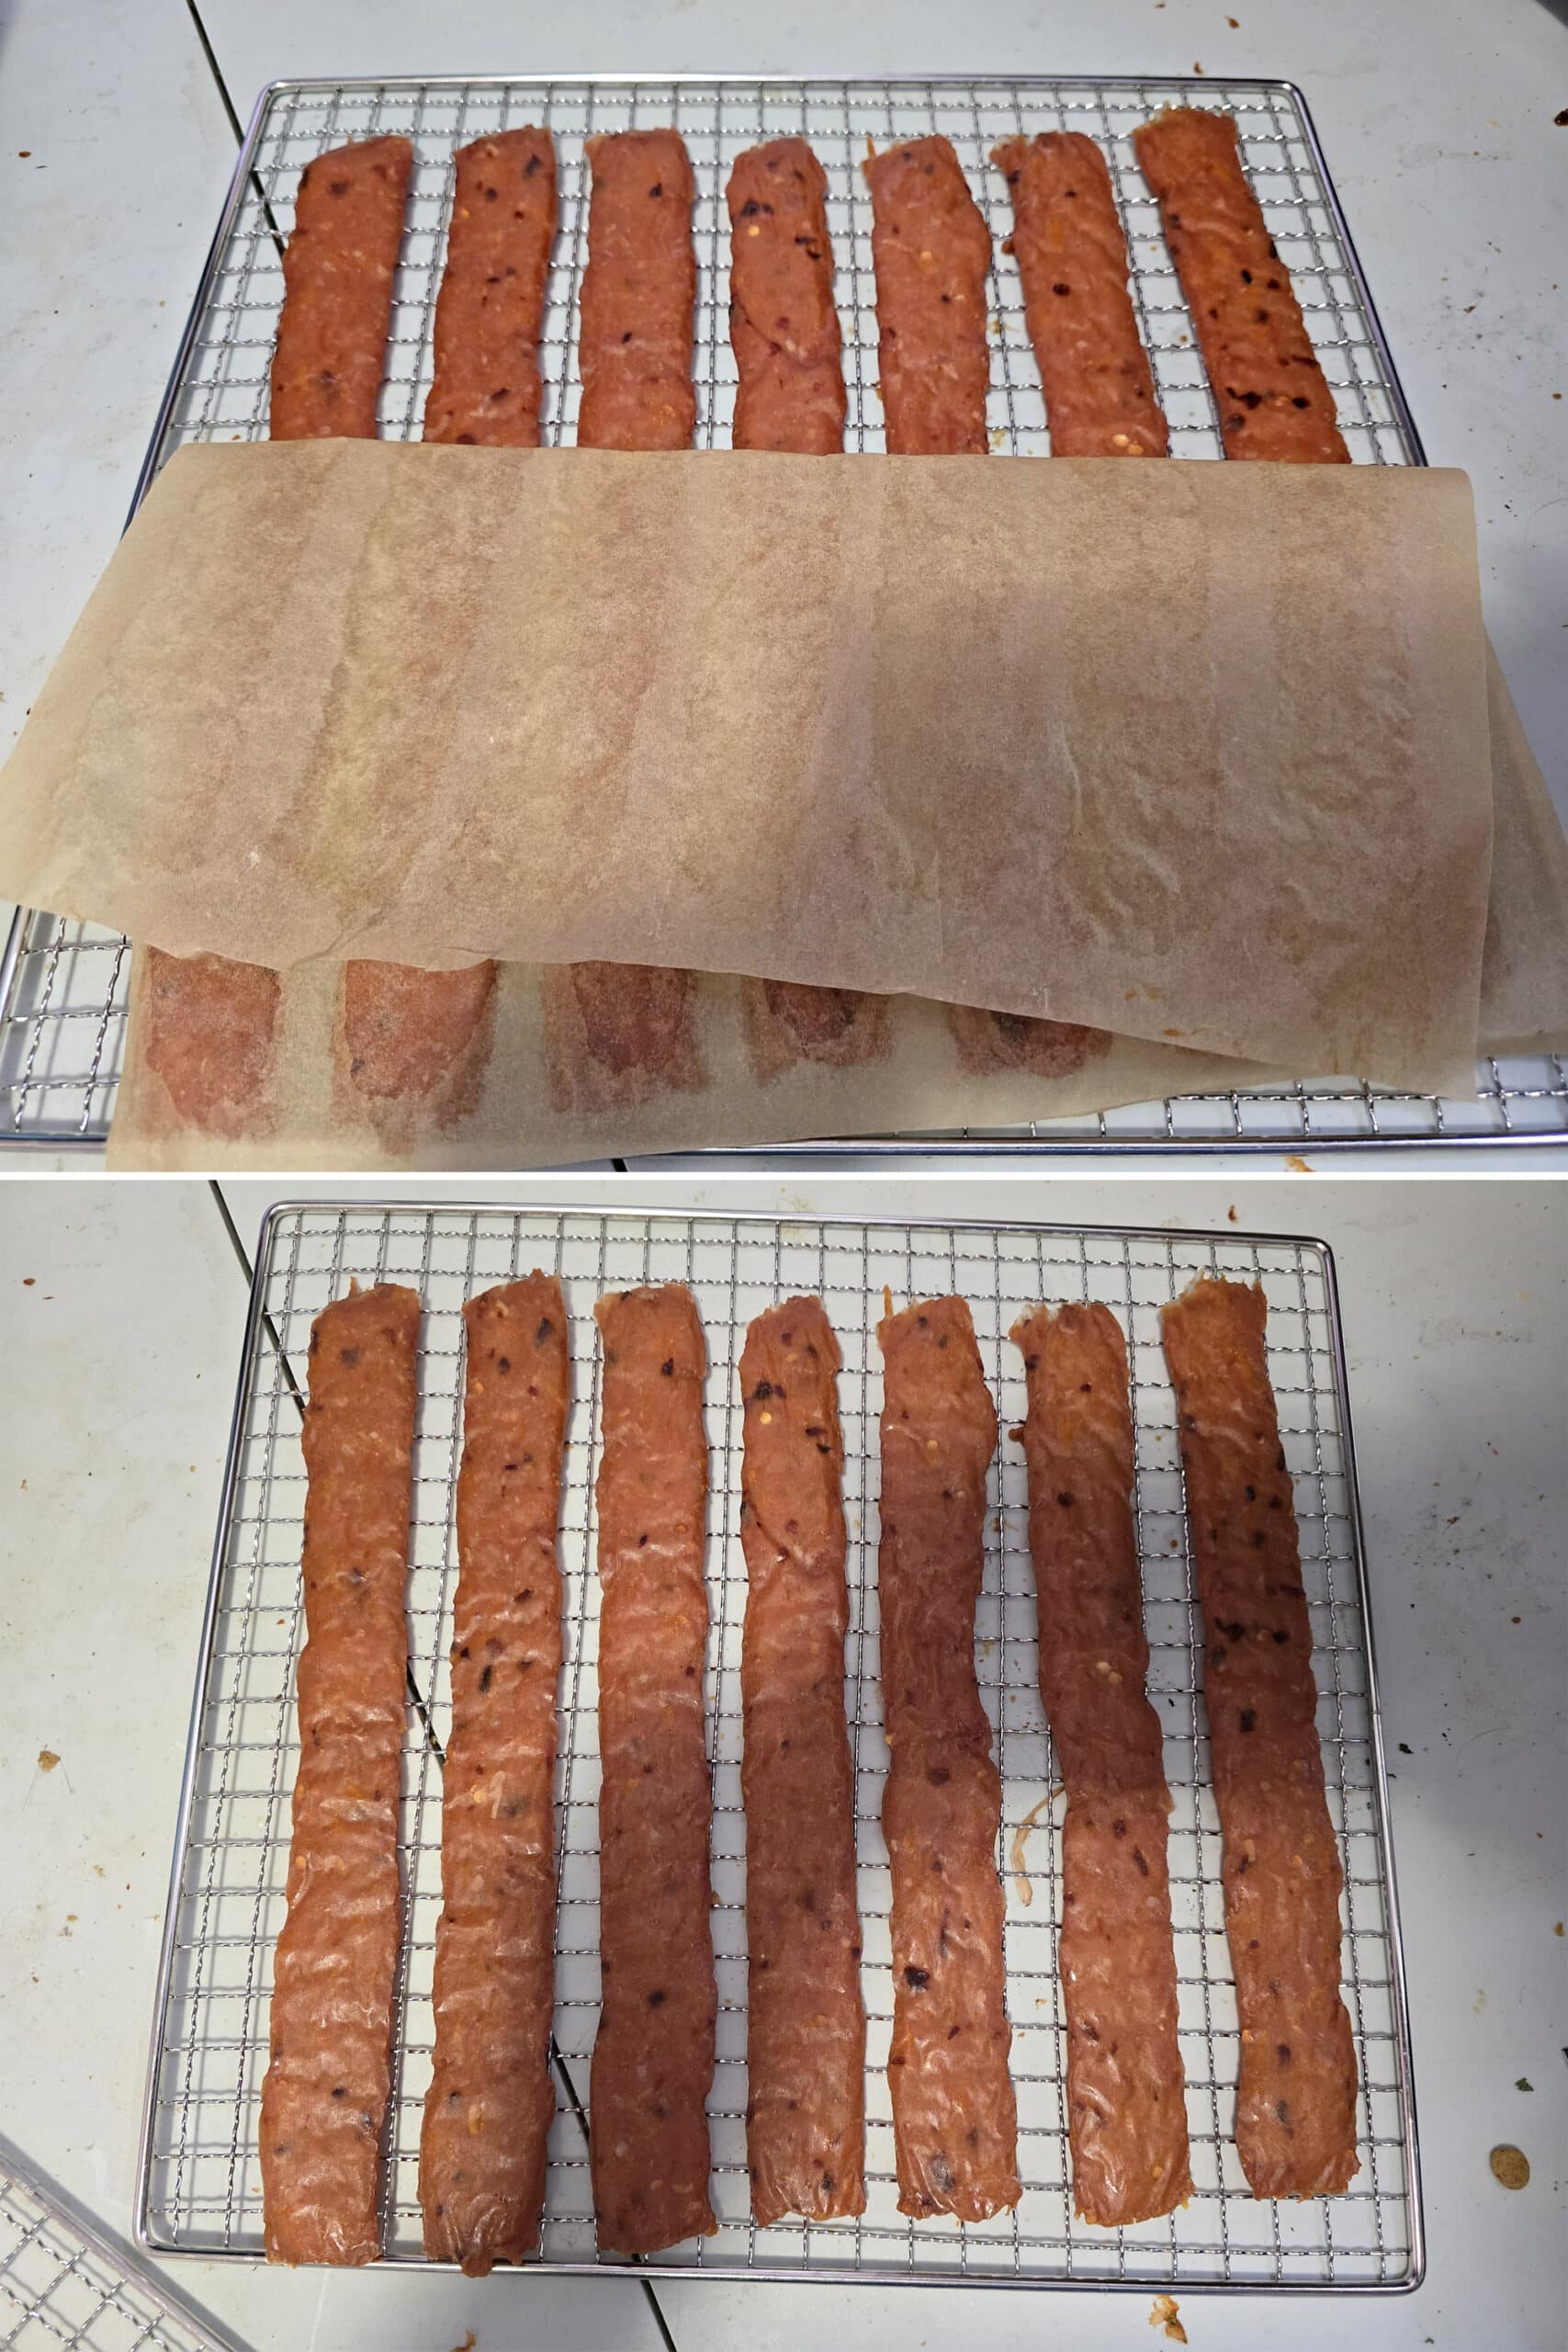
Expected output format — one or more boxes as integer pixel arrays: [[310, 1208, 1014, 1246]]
[[1476, 638, 1568, 1054], [2, 441, 1495, 1092], [105, 640, 1565, 1171]]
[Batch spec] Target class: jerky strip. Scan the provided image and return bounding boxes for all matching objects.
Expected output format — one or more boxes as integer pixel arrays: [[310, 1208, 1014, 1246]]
[[260, 1282, 420, 2265], [270, 134, 413, 441], [141, 949, 281, 1139], [350, 130, 555, 1105], [141, 138, 412, 1139], [338, 960, 497, 1139], [1010, 1303, 1191, 2226], [991, 132, 1168, 458], [424, 128, 558, 446], [578, 130, 697, 451], [540, 960, 705, 1116], [554, 138, 699, 1097], [727, 137, 846, 455], [877, 1296, 1020, 2222], [1133, 107, 1349, 463], [420, 1275, 570, 2272], [1161, 1276, 1359, 2198], [739, 1299, 866, 2226], [864, 138, 991, 456], [591, 1286, 716, 2253], [723, 142, 882, 1065], [946, 1004, 1111, 1081], [740, 978, 890, 1085]]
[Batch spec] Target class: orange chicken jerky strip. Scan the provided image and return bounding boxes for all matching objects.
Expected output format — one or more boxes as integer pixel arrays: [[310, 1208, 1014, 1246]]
[[1009, 1304, 1191, 2226], [547, 132, 703, 1101], [991, 131, 1168, 458], [1133, 107, 1349, 463], [271, 134, 414, 439], [739, 1299, 866, 2226], [864, 137, 992, 456], [578, 129, 698, 450], [423, 127, 558, 445], [591, 1286, 717, 2253], [139, 952, 282, 1139], [259, 1282, 420, 2265], [342, 131, 559, 1118], [1161, 1276, 1359, 2198], [338, 128, 558, 1121], [727, 137, 846, 455], [877, 1296, 1020, 2222], [420, 1276, 570, 2272], [723, 142, 887, 1077], [142, 135, 414, 1136]]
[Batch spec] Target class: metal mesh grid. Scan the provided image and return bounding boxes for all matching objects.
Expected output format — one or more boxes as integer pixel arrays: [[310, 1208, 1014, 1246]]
[[0, 2148, 237, 2351], [0, 71, 1560, 1156], [138, 1204, 1418, 2291]]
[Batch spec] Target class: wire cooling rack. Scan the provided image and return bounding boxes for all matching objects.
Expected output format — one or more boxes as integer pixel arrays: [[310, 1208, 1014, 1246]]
[[0, 70, 1562, 1156], [0, 2142, 241, 2351], [137, 1204, 1420, 2291]]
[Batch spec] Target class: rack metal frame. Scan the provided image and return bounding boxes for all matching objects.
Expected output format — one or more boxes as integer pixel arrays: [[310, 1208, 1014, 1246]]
[[135, 1201, 1422, 2292]]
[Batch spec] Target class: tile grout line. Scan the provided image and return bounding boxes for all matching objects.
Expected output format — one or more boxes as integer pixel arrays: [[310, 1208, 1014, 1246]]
[[181, 0, 247, 150]]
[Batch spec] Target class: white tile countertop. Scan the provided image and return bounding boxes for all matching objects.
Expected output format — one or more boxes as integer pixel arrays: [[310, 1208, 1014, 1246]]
[[0, 0, 1563, 1170], [0, 1174, 1562, 2350]]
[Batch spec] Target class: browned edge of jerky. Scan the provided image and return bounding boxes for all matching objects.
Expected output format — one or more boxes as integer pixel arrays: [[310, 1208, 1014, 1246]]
[[1160, 1275, 1359, 2199], [876, 1295, 1021, 2223], [589, 1285, 717, 2253], [1009, 1301, 1191, 2227], [739, 1297, 867, 2225], [259, 1280, 420, 2266], [420, 1274, 570, 2271]]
